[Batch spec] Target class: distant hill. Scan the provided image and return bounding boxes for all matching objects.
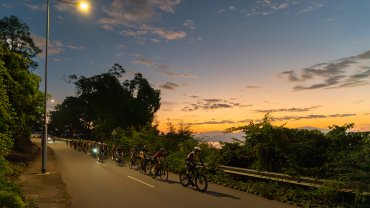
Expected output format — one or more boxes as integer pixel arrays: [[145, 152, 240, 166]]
[[194, 126, 329, 143]]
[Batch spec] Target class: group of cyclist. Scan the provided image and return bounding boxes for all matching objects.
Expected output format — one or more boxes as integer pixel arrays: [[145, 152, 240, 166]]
[[66, 139, 204, 178]]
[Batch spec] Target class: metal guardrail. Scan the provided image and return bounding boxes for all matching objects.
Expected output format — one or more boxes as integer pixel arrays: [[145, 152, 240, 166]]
[[220, 165, 370, 196]]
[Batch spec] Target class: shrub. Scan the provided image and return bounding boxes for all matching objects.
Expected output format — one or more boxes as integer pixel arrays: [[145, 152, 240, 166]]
[[0, 190, 25, 208]]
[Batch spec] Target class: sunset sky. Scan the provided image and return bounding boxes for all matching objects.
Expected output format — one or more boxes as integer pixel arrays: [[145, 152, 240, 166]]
[[2, 0, 370, 133]]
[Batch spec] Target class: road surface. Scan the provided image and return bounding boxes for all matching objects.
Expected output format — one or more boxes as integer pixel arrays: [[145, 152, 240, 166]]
[[49, 141, 296, 208]]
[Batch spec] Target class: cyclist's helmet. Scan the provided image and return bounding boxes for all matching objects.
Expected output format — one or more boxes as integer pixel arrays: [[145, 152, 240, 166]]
[[194, 146, 201, 152], [160, 148, 165, 152]]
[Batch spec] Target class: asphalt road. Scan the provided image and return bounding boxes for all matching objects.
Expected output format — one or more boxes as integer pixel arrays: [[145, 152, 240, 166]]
[[50, 141, 296, 208]]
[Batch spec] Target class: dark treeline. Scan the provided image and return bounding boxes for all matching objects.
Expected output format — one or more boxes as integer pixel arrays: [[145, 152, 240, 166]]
[[48, 64, 161, 140]]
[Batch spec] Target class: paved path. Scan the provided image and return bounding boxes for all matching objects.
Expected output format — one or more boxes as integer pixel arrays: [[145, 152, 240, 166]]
[[50, 142, 296, 208]]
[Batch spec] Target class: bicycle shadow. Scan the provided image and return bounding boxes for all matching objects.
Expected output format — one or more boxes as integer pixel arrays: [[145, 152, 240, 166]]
[[205, 190, 240, 199]]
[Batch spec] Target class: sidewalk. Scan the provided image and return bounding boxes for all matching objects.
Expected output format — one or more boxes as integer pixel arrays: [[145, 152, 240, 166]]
[[18, 142, 72, 208]]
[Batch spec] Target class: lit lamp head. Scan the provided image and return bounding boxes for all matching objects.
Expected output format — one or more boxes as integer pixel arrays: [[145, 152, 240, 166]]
[[77, 1, 90, 13]]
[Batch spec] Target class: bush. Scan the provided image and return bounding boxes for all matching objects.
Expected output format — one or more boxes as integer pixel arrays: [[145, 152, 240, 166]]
[[0, 190, 25, 208]]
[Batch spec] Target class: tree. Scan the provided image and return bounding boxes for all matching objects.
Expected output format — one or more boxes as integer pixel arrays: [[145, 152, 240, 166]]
[[0, 44, 43, 152], [49, 64, 161, 139], [0, 15, 41, 69]]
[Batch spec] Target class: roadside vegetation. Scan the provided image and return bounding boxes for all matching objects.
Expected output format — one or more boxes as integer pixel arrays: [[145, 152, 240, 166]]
[[0, 15, 43, 207]]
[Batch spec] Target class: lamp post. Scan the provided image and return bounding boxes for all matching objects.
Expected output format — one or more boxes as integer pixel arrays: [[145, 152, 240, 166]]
[[42, 0, 90, 174]]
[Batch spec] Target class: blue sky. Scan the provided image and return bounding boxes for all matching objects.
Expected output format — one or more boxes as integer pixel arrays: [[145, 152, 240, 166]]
[[1, 0, 370, 132]]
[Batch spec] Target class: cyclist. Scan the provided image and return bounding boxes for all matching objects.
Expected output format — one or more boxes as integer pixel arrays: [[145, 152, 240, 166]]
[[139, 145, 148, 172], [185, 146, 204, 177], [153, 148, 166, 176]]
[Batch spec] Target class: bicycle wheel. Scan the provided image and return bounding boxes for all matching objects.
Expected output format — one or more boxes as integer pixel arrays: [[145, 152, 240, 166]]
[[195, 174, 208, 192], [159, 168, 168, 181], [179, 170, 190, 187]]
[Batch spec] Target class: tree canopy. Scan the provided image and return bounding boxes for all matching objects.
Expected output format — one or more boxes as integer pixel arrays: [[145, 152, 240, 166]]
[[49, 64, 161, 139], [0, 15, 41, 69]]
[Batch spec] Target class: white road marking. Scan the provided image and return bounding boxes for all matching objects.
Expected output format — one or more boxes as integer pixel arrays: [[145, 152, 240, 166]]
[[127, 176, 154, 188], [96, 162, 105, 167]]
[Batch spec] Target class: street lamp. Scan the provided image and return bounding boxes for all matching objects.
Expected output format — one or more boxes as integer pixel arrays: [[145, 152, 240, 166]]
[[42, 0, 90, 174]]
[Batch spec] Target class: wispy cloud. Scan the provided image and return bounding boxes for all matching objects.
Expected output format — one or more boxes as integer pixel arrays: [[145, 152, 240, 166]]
[[67, 44, 85, 50], [98, 0, 183, 35], [270, 113, 356, 121], [254, 106, 321, 113], [161, 101, 179, 111], [242, 1, 324, 17], [281, 50, 370, 90], [32, 34, 64, 55], [325, 17, 336, 23], [229, 5, 237, 11], [32, 34, 85, 55], [2, 3, 13, 8], [189, 113, 356, 126], [24, 3, 46, 11], [184, 20, 196, 30], [159, 82, 179, 90], [121, 24, 186, 41], [133, 55, 195, 78], [295, 3, 323, 15], [190, 120, 236, 125], [245, 0, 297, 16], [182, 98, 251, 112], [246, 85, 261, 89]]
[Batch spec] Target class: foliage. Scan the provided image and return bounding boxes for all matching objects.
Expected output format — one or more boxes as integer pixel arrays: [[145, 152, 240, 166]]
[[49, 65, 161, 139], [0, 44, 43, 152], [0, 190, 25, 208], [0, 15, 41, 207], [0, 15, 41, 69]]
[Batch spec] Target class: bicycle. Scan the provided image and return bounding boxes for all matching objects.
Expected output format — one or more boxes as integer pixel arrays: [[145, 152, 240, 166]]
[[150, 161, 168, 181], [179, 164, 208, 192]]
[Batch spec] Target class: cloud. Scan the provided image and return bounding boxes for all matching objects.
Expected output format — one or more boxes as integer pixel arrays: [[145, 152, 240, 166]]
[[32, 34, 64, 55], [184, 20, 196, 30], [161, 101, 179, 111], [159, 82, 179, 90], [246, 85, 261, 89], [281, 50, 370, 90], [121, 24, 186, 41], [254, 106, 321, 113], [270, 113, 356, 122], [190, 120, 236, 125], [296, 3, 323, 15], [364, 113, 370, 115], [352, 100, 364, 104], [182, 98, 251, 112], [187, 113, 356, 126], [229, 6, 237, 11], [116, 44, 126, 48], [245, 0, 297, 16], [217, 8, 225, 14], [67, 44, 85, 50], [32, 34, 85, 56], [244, 1, 324, 17], [325, 17, 336, 23], [98, 0, 181, 29], [2, 3, 13, 8], [24, 3, 46, 11], [133, 55, 195, 78]]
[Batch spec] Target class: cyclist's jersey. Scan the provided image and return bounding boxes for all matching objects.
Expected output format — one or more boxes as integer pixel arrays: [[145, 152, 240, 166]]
[[139, 150, 146, 159], [154, 151, 164, 158], [186, 151, 196, 162]]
